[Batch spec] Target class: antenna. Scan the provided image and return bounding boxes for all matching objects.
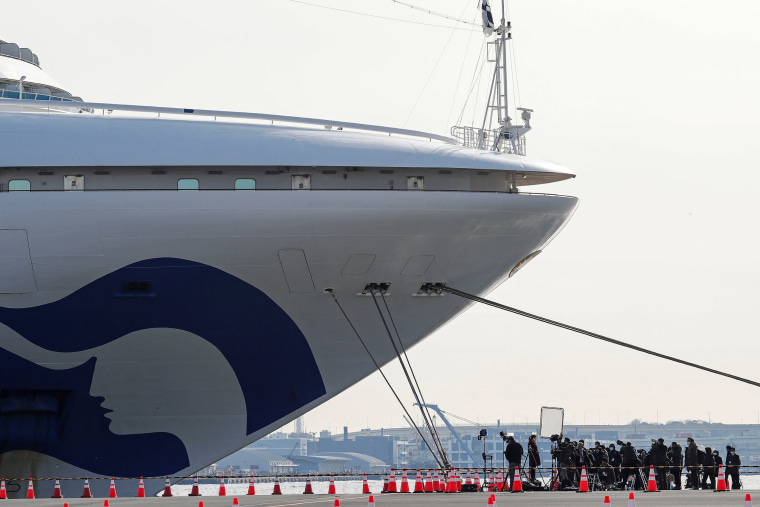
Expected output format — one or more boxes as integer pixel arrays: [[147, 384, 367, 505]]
[[450, 1, 532, 155]]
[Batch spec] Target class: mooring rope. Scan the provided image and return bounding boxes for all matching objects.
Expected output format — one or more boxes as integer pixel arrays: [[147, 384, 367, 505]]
[[441, 285, 760, 388]]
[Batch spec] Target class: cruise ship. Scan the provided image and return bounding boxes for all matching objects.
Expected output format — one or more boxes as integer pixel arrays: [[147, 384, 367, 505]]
[[0, 10, 577, 497]]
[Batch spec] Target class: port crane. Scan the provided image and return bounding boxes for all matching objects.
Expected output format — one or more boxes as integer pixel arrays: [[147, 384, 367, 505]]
[[414, 403, 482, 466]]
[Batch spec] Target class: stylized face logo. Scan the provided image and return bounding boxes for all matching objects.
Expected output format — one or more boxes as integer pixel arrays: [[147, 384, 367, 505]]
[[88, 328, 247, 463]]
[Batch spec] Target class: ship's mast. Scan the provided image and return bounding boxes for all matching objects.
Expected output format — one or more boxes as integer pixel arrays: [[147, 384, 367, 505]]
[[479, 1, 511, 146], [451, 0, 532, 155]]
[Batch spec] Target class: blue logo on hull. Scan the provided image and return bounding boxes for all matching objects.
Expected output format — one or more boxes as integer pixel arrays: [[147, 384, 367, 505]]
[[0, 258, 326, 477]]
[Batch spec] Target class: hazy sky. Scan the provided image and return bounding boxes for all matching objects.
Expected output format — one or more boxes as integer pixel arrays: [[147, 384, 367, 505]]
[[4, 0, 760, 435]]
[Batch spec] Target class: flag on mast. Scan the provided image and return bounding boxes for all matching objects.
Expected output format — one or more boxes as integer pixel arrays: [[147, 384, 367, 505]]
[[481, 0, 495, 36]]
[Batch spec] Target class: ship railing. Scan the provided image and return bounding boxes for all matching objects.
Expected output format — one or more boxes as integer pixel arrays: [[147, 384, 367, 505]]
[[0, 187, 575, 199], [0, 90, 81, 102], [0, 98, 453, 144], [450, 125, 526, 155]]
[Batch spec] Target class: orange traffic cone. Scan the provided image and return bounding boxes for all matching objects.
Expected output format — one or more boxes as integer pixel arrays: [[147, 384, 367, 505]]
[[246, 474, 255, 496], [162, 478, 173, 497], [108, 478, 117, 498], [232, 498, 238, 506], [104, 500, 109, 507], [437, 470, 444, 492], [272, 476, 282, 495], [465, 469, 472, 485], [81, 479, 93, 498], [604, 495, 611, 505], [400, 469, 410, 493], [413, 469, 423, 493], [488, 495, 494, 506], [511, 466, 523, 493], [746, 493, 753, 506], [474, 470, 481, 488], [445, 470, 455, 493], [25, 479, 34, 499], [0, 479, 7, 499], [368, 494, 375, 506], [716, 464, 727, 492], [334, 499, 340, 507], [387, 468, 397, 493], [328, 475, 337, 495], [303, 474, 314, 494], [382, 472, 388, 493], [219, 478, 227, 496], [362, 473, 371, 494], [646, 465, 657, 492], [628, 491, 636, 507], [189, 476, 202, 497], [137, 477, 146, 498], [51, 479, 63, 499], [496, 469, 504, 491], [424, 470, 433, 493], [577, 466, 589, 493]]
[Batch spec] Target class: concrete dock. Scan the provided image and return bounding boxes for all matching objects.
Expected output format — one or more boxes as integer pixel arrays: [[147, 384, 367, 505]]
[[0, 491, 755, 507]]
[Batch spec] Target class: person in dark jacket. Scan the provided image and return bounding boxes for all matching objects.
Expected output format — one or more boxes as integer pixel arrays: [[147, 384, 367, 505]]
[[651, 438, 669, 490], [559, 438, 575, 487], [597, 457, 616, 490], [527, 434, 540, 482], [621, 442, 639, 489], [726, 446, 741, 489], [667, 442, 683, 490], [608, 444, 622, 484], [713, 449, 723, 482], [701, 446, 715, 489], [684, 438, 699, 490], [504, 436, 524, 491], [592, 445, 609, 468], [576, 440, 591, 469]]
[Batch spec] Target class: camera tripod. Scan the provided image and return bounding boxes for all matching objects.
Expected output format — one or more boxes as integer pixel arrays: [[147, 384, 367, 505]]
[[521, 449, 547, 489], [623, 466, 648, 490]]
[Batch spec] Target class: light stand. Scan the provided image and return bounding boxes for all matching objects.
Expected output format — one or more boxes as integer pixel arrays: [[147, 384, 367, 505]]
[[477, 429, 493, 491]]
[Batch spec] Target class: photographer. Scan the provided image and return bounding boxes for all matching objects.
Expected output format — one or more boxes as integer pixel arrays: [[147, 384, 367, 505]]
[[620, 441, 639, 489], [557, 437, 576, 488], [667, 442, 683, 490], [651, 438, 669, 490], [504, 435, 523, 491], [576, 440, 591, 470]]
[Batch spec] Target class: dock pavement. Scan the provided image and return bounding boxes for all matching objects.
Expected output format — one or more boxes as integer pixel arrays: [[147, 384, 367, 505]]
[[0, 491, 756, 507]]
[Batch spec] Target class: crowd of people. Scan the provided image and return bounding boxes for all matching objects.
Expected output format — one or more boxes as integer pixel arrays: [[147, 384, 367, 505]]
[[544, 436, 742, 491]]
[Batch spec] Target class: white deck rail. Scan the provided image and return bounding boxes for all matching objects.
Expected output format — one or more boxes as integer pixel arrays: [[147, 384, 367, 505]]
[[0, 98, 455, 144]]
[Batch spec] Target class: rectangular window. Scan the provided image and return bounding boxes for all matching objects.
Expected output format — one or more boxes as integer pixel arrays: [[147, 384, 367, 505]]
[[64, 175, 84, 191], [178, 178, 199, 190], [407, 176, 424, 190], [291, 174, 311, 190], [8, 180, 30, 192], [235, 178, 256, 190]]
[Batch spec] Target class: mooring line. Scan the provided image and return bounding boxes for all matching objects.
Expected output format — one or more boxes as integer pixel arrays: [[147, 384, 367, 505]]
[[441, 285, 760, 388]]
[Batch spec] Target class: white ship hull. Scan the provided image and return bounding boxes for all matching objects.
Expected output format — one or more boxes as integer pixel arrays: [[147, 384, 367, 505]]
[[0, 187, 576, 496]]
